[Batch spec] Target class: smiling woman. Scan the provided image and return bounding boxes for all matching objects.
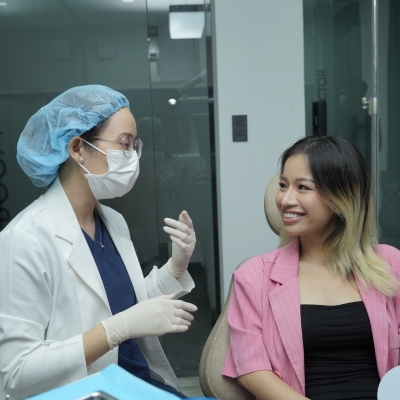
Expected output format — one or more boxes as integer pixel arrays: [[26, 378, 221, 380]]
[[223, 136, 400, 400]]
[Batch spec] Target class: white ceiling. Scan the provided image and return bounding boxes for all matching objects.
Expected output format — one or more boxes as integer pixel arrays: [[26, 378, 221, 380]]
[[0, 0, 204, 28]]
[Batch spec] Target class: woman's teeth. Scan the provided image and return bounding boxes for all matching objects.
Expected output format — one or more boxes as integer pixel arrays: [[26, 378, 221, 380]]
[[283, 212, 303, 218]]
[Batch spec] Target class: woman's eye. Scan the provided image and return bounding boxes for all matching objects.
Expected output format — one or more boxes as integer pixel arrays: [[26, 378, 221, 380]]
[[299, 184, 311, 190], [278, 182, 286, 189]]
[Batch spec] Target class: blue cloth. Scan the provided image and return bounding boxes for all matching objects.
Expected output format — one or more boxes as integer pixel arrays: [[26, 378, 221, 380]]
[[82, 213, 188, 398], [28, 364, 184, 400]]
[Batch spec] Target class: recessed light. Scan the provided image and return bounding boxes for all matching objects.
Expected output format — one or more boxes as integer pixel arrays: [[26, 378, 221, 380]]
[[121, 0, 135, 2], [0, 2, 7, 6], [168, 99, 177, 105]]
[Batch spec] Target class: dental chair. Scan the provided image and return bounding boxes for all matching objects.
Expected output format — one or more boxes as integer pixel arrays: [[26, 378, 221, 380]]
[[199, 173, 283, 400]]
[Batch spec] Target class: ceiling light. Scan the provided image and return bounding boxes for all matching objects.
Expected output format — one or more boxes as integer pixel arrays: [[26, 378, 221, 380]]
[[121, 0, 135, 2], [168, 99, 177, 105], [169, 5, 205, 39], [0, 2, 7, 6]]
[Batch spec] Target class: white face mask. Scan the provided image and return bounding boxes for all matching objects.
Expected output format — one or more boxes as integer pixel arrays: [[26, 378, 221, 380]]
[[77, 142, 139, 200]]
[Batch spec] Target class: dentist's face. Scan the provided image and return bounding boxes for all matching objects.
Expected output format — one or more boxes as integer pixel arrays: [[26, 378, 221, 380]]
[[276, 154, 334, 241], [83, 107, 137, 175]]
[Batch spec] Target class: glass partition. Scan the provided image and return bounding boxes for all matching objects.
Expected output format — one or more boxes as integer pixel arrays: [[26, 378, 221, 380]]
[[0, 0, 217, 380], [379, 0, 400, 249], [303, 0, 372, 166], [303, 0, 399, 249]]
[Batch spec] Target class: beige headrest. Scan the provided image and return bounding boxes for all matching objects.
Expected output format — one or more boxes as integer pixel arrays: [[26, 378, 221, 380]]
[[264, 173, 283, 236]]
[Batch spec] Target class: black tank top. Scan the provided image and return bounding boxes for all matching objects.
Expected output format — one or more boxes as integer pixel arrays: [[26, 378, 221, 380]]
[[301, 301, 380, 400]]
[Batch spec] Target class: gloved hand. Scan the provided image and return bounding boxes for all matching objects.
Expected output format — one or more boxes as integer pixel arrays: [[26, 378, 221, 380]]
[[163, 211, 196, 278], [100, 294, 197, 350]]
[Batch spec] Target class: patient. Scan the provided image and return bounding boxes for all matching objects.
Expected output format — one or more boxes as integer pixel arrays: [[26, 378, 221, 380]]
[[223, 136, 400, 400]]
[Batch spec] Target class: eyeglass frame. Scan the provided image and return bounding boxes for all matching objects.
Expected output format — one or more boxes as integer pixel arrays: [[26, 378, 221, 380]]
[[84, 135, 143, 159]]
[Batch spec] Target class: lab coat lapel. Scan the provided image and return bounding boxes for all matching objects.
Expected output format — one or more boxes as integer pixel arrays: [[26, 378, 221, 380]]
[[96, 205, 148, 303], [268, 239, 305, 392], [67, 235, 110, 309], [44, 178, 110, 309], [356, 275, 388, 378]]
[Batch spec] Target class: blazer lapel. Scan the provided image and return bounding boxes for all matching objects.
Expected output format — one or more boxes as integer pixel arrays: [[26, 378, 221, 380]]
[[44, 178, 110, 310], [356, 275, 388, 378], [96, 205, 148, 303], [268, 239, 305, 392]]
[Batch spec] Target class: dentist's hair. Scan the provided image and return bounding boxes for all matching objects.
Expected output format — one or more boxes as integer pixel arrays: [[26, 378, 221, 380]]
[[278, 135, 398, 296]]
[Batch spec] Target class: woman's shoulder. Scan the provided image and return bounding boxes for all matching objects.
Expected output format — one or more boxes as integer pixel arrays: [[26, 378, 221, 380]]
[[233, 244, 294, 284], [375, 243, 400, 268], [1, 195, 48, 235]]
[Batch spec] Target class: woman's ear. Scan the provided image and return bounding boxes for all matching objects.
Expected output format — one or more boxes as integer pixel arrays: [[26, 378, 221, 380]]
[[68, 136, 84, 162]]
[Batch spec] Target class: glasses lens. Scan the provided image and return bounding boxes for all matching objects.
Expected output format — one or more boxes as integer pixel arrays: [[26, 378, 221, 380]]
[[135, 138, 143, 159], [121, 135, 133, 158]]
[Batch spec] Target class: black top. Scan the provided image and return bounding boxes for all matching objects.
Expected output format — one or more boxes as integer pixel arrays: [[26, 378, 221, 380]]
[[301, 301, 380, 400]]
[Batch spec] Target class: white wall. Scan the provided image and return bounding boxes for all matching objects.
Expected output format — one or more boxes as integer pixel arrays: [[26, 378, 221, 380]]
[[212, 0, 306, 302]]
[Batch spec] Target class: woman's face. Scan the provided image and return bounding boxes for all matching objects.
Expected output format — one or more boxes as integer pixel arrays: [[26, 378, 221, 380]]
[[82, 107, 137, 175], [275, 154, 334, 242]]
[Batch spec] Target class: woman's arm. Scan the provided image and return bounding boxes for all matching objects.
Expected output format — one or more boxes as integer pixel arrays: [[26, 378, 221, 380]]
[[82, 324, 110, 366], [238, 371, 309, 400], [0, 229, 89, 398]]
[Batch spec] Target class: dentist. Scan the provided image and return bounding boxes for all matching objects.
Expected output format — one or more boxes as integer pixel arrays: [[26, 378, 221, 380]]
[[0, 85, 197, 399]]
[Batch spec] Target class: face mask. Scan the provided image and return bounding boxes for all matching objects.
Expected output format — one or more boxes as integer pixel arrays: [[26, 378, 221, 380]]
[[77, 144, 139, 200]]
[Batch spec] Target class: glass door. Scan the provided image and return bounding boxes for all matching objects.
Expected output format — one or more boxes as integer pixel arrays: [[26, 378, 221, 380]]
[[303, 0, 399, 249], [143, 0, 217, 377], [378, 0, 400, 249]]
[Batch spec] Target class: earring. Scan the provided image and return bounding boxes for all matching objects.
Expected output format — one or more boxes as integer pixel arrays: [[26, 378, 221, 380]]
[[79, 157, 84, 164]]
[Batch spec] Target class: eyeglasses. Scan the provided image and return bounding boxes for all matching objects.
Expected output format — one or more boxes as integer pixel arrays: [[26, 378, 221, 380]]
[[89, 135, 143, 159]]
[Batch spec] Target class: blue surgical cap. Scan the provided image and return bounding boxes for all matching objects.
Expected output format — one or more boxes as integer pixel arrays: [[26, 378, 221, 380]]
[[17, 85, 129, 188]]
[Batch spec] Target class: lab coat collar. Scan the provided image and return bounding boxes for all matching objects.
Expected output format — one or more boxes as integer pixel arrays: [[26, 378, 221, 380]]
[[44, 177, 117, 245], [44, 177, 82, 244], [44, 178, 148, 307], [44, 178, 110, 310]]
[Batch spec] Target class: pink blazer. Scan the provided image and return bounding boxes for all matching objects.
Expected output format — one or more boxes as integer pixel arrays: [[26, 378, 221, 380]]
[[222, 239, 400, 396]]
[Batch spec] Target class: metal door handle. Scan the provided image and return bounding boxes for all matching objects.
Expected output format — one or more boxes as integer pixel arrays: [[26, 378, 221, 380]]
[[362, 97, 378, 116]]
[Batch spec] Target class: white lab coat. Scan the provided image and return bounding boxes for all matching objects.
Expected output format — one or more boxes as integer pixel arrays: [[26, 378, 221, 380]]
[[0, 178, 194, 399]]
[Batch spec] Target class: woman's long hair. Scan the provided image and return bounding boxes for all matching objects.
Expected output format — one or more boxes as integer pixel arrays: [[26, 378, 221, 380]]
[[279, 136, 398, 296]]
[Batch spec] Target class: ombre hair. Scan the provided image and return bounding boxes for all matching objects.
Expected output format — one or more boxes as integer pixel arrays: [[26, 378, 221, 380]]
[[279, 136, 398, 297]]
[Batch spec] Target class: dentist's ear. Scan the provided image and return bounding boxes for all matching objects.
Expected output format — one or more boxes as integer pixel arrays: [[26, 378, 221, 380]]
[[68, 136, 85, 162]]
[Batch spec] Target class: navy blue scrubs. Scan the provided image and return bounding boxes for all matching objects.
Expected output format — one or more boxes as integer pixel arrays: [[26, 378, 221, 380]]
[[82, 213, 188, 398]]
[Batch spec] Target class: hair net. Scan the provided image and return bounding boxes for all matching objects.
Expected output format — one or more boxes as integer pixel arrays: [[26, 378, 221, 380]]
[[17, 85, 129, 188]]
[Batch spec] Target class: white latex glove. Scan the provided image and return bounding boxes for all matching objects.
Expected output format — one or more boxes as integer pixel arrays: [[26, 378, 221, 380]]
[[163, 210, 196, 278], [100, 294, 197, 350]]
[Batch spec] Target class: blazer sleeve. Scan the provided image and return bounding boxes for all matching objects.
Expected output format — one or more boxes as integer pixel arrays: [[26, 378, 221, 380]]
[[223, 266, 272, 378], [386, 245, 400, 364], [0, 228, 87, 398]]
